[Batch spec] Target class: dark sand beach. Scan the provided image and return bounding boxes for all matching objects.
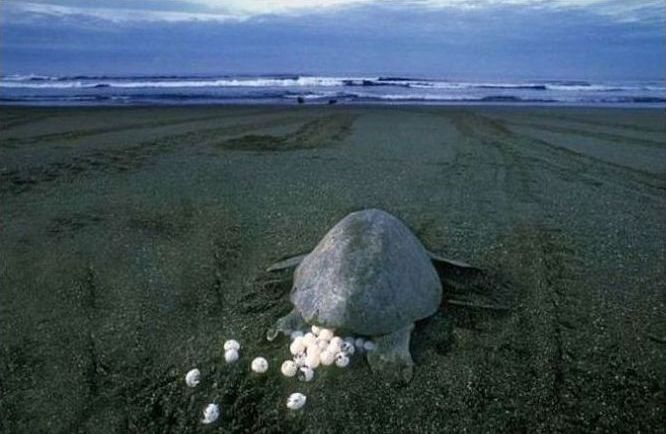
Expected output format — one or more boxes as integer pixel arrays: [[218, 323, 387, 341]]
[[1, 105, 665, 433]]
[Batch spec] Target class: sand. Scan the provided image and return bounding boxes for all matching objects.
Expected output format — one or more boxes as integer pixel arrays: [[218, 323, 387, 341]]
[[1, 105, 665, 433]]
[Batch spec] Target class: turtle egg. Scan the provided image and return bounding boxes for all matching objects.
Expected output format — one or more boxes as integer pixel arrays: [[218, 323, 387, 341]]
[[319, 350, 335, 366], [303, 333, 316, 346], [319, 328, 334, 341], [311, 325, 321, 336], [340, 341, 355, 356], [286, 392, 307, 410], [355, 338, 366, 352], [281, 360, 298, 377], [224, 339, 240, 351], [290, 330, 304, 340], [335, 353, 350, 368], [201, 403, 220, 424], [316, 338, 329, 351], [306, 342, 321, 355], [224, 349, 239, 363], [290, 338, 306, 355], [293, 352, 307, 367], [185, 368, 201, 387], [298, 366, 314, 382], [329, 336, 343, 350], [363, 340, 376, 352], [251, 357, 269, 373], [305, 351, 321, 368]]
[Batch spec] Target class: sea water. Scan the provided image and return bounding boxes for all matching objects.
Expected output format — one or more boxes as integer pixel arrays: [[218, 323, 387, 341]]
[[1, 74, 664, 106]]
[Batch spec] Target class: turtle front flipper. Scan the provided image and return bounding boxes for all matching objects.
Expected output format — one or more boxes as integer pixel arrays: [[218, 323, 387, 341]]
[[266, 254, 309, 272], [366, 324, 415, 383], [427, 250, 474, 269], [266, 308, 307, 341]]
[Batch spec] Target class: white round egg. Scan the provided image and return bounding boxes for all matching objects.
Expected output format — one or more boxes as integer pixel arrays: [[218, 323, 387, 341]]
[[319, 350, 335, 366], [224, 339, 240, 351], [355, 338, 366, 352], [185, 368, 201, 387], [224, 349, 239, 363], [290, 337, 306, 355], [319, 328, 334, 341], [281, 360, 297, 377], [335, 353, 350, 368], [251, 357, 269, 373], [286, 392, 307, 410], [303, 333, 316, 346], [305, 351, 321, 368], [363, 340, 376, 352], [329, 336, 343, 351], [201, 403, 220, 424], [340, 341, 355, 356], [311, 325, 321, 336], [306, 342, 321, 355]]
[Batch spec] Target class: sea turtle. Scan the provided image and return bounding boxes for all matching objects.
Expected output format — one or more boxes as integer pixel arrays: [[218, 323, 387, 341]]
[[266, 208, 474, 383]]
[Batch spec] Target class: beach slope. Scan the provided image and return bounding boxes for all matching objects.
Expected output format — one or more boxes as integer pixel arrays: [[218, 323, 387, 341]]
[[1, 105, 665, 432]]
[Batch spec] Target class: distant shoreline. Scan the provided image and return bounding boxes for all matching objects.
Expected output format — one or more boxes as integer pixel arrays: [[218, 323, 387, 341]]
[[2, 74, 664, 107], [2, 101, 665, 108]]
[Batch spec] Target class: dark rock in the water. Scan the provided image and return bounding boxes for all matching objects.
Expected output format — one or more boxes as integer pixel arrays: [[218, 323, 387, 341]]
[[297, 96, 305, 104]]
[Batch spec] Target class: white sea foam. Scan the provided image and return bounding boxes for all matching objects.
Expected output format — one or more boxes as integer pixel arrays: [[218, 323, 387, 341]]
[[0, 81, 91, 89], [3, 74, 59, 81], [2, 74, 663, 106], [546, 84, 621, 91], [0, 76, 364, 89]]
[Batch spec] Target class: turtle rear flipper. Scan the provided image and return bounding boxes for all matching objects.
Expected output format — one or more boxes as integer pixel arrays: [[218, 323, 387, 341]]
[[366, 323, 415, 383], [266, 253, 309, 272], [427, 251, 475, 269]]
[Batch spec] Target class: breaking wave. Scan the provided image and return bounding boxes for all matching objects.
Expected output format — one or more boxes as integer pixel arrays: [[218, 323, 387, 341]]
[[1, 74, 664, 106]]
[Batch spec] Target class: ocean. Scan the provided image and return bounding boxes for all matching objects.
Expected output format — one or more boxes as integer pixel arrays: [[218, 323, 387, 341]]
[[1, 74, 664, 106]]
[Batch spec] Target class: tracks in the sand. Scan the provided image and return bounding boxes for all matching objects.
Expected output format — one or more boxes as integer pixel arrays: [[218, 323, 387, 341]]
[[215, 113, 358, 152], [0, 113, 345, 196], [444, 110, 666, 201], [503, 119, 666, 149], [442, 110, 546, 220], [0, 108, 280, 148], [517, 110, 666, 135]]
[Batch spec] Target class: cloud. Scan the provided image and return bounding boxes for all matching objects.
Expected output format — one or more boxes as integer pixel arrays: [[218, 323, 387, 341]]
[[1, 1, 241, 23], [193, 0, 665, 21], [3, 0, 664, 23], [195, 0, 375, 16], [1, 0, 662, 79]]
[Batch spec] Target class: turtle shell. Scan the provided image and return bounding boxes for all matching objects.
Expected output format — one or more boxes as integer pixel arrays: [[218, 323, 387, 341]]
[[290, 209, 442, 336]]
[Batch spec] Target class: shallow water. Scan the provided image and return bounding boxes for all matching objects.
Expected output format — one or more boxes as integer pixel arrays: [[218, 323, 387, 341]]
[[2, 74, 665, 106]]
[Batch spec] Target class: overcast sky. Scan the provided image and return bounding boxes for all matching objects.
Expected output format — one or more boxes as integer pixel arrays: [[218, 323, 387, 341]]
[[1, 0, 664, 79]]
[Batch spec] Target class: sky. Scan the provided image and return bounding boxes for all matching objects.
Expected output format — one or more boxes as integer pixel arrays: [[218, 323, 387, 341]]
[[0, 0, 664, 80]]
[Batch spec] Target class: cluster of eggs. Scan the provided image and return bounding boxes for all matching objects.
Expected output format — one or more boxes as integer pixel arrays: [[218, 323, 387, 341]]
[[185, 329, 375, 423], [280, 325, 375, 385]]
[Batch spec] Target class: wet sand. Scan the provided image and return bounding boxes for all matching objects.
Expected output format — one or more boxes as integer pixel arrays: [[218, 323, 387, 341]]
[[1, 105, 665, 433]]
